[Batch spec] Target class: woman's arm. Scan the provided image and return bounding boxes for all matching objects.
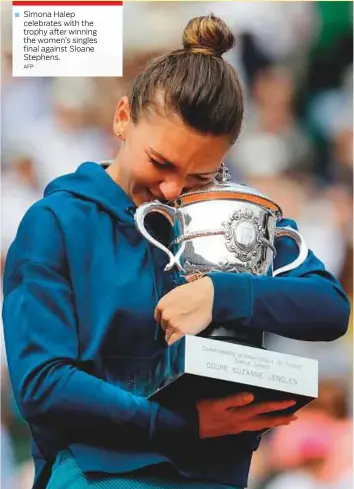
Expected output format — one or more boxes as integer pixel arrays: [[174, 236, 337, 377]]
[[2, 205, 198, 453], [207, 218, 350, 341]]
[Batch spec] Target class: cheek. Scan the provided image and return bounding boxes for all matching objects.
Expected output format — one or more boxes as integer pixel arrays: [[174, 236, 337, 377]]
[[131, 162, 160, 188], [123, 144, 156, 186]]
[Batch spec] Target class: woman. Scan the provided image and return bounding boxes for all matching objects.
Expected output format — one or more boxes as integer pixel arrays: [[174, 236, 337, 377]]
[[2, 15, 350, 489]]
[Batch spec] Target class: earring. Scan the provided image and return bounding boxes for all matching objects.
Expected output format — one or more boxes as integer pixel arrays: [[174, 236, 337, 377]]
[[215, 162, 230, 184]]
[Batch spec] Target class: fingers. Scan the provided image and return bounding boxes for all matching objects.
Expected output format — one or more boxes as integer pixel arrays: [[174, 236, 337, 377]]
[[201, 395, 296, 419], [212, 393, 255, 410], [154, 304, 162, 323], [239, 414, 298, 433], [167, 331, 184, 346], [163, 323, 176, 341], [232, 399, 296, 419], [199, 411, 298, 439], [197, 395, 299, 439], [155, 307, 173, 334], [160, 319, 167, 332], [161, 319, 183, 345], [160, 314, 184, 345]]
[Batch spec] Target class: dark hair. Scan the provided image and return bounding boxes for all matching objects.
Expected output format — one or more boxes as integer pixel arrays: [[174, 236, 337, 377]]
[[129, 15, 244, 143]]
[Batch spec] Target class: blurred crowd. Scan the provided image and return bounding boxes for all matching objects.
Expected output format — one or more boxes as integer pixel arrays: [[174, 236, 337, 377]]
[[1, 2, 353, 489]]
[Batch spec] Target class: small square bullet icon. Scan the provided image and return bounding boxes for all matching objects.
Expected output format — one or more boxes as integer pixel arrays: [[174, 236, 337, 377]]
[[15, 12, 20, 17]]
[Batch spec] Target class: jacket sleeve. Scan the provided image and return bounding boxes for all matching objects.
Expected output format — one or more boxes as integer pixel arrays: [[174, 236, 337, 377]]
[[207, 218, 350, 342], [2, 204, 198, 454]]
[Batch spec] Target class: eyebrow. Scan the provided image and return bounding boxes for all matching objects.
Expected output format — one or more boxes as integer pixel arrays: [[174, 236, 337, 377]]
[[147, 147, 218, 176]]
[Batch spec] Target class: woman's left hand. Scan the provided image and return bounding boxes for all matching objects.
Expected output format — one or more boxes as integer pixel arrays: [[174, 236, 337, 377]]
[[154, 277, 214, 346]]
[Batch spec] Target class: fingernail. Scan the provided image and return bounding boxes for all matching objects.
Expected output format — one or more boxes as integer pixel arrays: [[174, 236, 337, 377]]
[[242, 393, 254, 402], [283, 400, 296, 406], [284, 417, 297, 425]]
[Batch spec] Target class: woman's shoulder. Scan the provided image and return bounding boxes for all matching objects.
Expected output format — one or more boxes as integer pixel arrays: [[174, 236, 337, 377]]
[[22, 187, 92, 231], [8, 191, 90, 270]]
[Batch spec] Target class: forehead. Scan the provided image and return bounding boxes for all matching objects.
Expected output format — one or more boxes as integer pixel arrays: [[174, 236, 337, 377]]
[[135, 112, 231, 170]]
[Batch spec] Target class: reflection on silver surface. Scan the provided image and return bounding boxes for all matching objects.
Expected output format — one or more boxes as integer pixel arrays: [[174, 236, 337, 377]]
[[134, 180, 308, 277]]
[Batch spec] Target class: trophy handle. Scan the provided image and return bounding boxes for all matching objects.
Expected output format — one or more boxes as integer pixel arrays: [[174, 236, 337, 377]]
[[273, 227, 308, 277], [134, 201, 185, 272]]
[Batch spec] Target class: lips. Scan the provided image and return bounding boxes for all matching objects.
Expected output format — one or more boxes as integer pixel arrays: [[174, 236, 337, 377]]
[[146, 190, 156, 201], [148, 190, 164, 201]]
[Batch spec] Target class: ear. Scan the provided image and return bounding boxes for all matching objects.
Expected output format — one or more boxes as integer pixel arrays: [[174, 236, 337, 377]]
[[113, 96, 130, 140]]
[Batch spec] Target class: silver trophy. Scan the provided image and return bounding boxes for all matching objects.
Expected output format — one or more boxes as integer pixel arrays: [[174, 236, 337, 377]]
[[134, 165, 318, 416]]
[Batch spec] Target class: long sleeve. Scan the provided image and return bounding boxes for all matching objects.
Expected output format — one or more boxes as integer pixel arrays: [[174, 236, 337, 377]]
[[2, 205, 198, 456], [207, 218, 350, 342]]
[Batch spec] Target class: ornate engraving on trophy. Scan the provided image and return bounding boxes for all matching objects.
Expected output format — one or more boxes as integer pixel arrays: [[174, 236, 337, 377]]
[[234, 221, 258, 251], [223, 209, 263, 263]]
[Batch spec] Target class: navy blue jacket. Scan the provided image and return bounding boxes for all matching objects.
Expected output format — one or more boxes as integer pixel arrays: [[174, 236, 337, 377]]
[[2, 162, 350, 488]]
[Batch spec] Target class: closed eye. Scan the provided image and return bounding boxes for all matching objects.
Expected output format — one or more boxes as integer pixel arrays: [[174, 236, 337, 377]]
[[191, 174, 216, 185], [149, 157, 173, 170], [195, 175, 213, 182], [149, 155, 215, 183]]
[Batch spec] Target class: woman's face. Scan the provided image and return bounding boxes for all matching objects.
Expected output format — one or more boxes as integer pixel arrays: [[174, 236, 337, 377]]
[[112, 97, 232, 206]]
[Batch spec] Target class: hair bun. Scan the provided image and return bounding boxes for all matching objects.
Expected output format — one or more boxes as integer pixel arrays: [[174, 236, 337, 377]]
[[182, 14, 235, 57]]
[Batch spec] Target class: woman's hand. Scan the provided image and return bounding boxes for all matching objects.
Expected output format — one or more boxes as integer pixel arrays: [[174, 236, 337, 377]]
[[197, 393, 298, 438], [154, 277, 214, 345]]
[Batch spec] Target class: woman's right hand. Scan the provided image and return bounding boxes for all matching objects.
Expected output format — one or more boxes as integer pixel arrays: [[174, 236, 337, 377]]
[[196, 393, 297, 439]]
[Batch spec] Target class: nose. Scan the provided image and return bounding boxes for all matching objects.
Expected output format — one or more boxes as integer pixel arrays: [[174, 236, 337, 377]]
[[159, 180, 184, 201]]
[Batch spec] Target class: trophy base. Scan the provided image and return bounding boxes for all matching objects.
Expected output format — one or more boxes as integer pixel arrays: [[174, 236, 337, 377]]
[[204, 325, 264, 348], [148, 335, 318, 418]]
